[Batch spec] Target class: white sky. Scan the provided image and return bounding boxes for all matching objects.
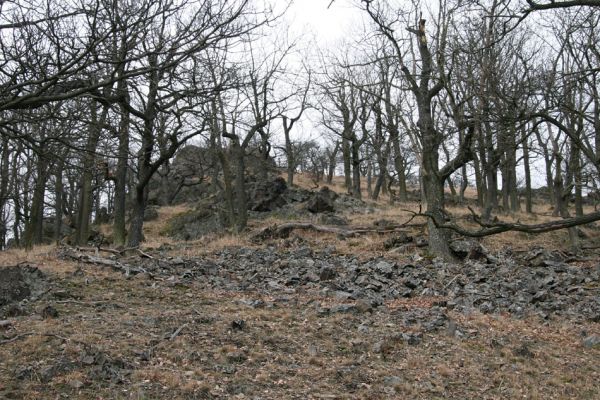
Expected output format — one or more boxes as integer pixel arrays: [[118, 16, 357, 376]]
[[285, 0, 364, 45]]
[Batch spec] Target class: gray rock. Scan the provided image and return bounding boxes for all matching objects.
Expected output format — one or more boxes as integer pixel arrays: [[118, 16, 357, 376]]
[[306, 187, 337, 213], [316, 212, 348, 226], [330, 304, 358, 314], [383, 376, 402, 386], [319, 266, 336, 281], [383, 233, 412, 250], [374, 261, 394, 277], [246, 176, 287, 212], [41, 305, 59, 319], [0, 265, 47, 307], [582, 335, 600, 348], [143, 206, 159, 221]]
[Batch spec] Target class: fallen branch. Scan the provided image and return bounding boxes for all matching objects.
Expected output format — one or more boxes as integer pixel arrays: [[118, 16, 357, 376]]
[[169, 323, 188, 341], [0, 332, 68, 346], [423, 207, 600, 238], [75, 246, 140, 256], [251, 222, 417, 241], [60, 247, 148, 276]]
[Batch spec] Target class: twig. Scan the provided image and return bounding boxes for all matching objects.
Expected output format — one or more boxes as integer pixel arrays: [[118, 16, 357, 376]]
[[137, 248, 154, 259], [169, 323, 188, 341], [443, 274, 461, 289], [0, 332, 68, 346]]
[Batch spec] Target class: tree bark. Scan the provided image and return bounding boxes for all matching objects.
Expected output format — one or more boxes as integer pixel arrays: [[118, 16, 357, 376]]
[[522, 127, 533, 213]]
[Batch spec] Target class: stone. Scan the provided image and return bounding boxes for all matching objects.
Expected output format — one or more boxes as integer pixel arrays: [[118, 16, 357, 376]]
[[355, 299, 373, 313], [165, 202, 225, 240], [383, 376, 402, 387], [226, 351, 247, 364], [306, 186, 336, 213], [450, 239, 487, 261], [513, 343, 534, 358], [68, 380, 84, 389], [532, 290, 548, 303], [319, 266, 336, 281], [330, 304, 358, 314], [374, 261, 394, 277], [582, 335, 600, 348], [401, 333, 422, 345], [316, 212, 348, 226], [231, 319, 246, 331], [415, 236, 428, 247], [41, 305, 59, 319], [383, 233, 413, 250], [0, 265, 47, 307], [246, 176, 287, 212], [143, 206, 159, 221]]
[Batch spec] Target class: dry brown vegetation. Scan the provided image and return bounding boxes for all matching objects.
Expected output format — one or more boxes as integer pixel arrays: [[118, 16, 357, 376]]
[[1, 175, 599, 399]]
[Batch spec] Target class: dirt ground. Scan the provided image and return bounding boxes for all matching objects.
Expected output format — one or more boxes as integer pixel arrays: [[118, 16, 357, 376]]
[[1, 242, 599, 400], [1, 180, 599, 399]]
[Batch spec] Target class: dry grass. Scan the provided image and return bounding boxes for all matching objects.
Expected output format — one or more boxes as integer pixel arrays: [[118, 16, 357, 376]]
[[2, 176, 600, 398], [1, 262, 598, 399]]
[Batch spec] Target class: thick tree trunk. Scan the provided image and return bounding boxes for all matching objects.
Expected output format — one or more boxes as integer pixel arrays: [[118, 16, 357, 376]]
[[326, 141, 339, 185], [536, 126, 555, 203], [24, 156, 48, 248], [232, 141, 248, 232], [569, 140, 583, 217], [522, 128, 533, 213], [342, 137, 352, 190], [127, 185, 147, 247], [217, 150, 235, 227], [283, 120, 294, 186], [76, 102, 106, 245], [112, 104, 130, 246], [127, 54, 159, 247], [391, 133, 408, 202], [459, 165, 468, 204], [420, 114, 453, 260], [507, 127, 520, 213], [366, 160, 373, 199], [351, 137, 361, 199], [54, 158, 65, 243], [0, 138, 10, 249]]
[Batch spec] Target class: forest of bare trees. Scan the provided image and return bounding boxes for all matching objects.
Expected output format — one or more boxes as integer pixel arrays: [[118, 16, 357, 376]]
[[1, 0, 600, 260]]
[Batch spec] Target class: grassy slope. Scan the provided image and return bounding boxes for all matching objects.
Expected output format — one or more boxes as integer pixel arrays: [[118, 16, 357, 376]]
[[1, 174, 599, 399]]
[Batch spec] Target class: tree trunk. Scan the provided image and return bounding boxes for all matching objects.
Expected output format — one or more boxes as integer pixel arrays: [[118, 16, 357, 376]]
[[522, 128, 533, 213], [366, 160, 373, 199], [391, 132, 408, 202], [24, 156, 48, 248], [232, 141, 248, 232], [459, 164, 468, 204], [76, 101, 106, 245], [351, 136, 361, 199], [54, 157, 65, 243], [283, 119, 294, 186], [0, 138, 10, 249], [112, 103, 130, 246], [342, 137, 352, 190], [507, 127, 520, 213]]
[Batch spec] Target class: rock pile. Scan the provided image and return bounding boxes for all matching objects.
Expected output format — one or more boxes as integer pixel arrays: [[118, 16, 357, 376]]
[[118, 245, 600, 322]]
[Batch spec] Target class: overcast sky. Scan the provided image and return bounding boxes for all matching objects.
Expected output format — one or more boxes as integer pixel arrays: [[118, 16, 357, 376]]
[[285, 0, 364, 45]]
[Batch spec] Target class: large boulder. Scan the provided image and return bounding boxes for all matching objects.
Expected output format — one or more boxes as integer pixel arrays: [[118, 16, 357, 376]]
[[143, 206, 159, 221], [0, 265, 47, 308], [306, 186, 337, 213], [246, 176, 288, 212], [164, 202, 225, 240]]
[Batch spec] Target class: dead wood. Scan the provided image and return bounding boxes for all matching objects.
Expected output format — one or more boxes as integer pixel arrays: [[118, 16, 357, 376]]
[[60, 247, 148, 276], [251, 222, 419, 241]]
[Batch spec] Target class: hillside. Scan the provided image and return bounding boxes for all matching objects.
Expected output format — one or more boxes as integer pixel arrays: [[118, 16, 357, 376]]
[[1, 176, 599, 399]]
